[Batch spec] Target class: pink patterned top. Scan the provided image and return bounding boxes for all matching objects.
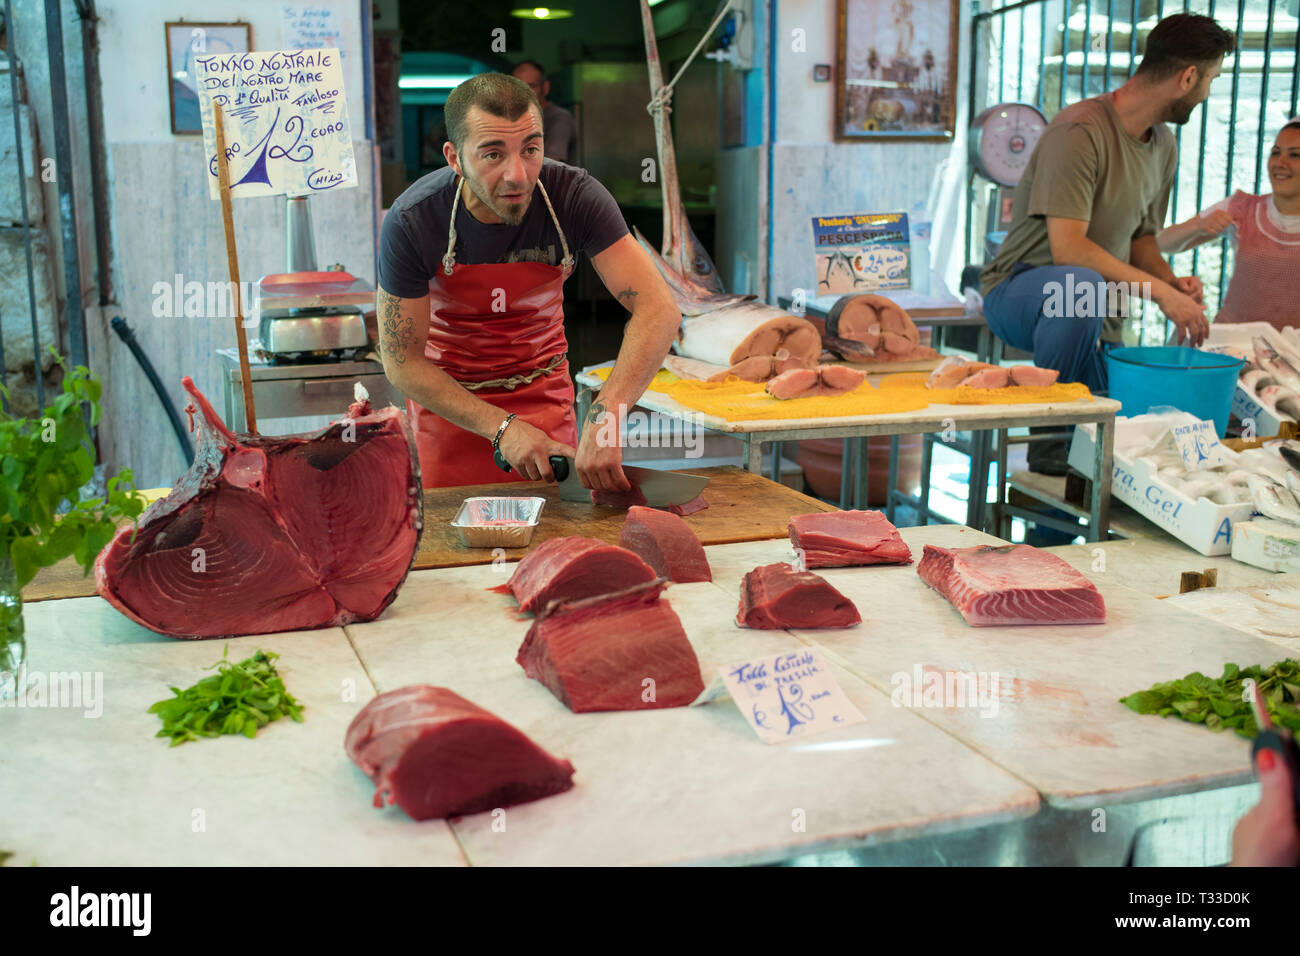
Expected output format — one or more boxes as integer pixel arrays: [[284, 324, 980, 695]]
[[1216, 191, 1300, 329]]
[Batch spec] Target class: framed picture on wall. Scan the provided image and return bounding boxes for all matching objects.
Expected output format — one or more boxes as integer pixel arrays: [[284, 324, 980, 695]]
[[166, 22, 252, 135], [836, 0, 957, 141]]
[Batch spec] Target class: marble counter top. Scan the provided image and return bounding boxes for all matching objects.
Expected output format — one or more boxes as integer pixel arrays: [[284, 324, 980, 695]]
[[7, 517, 1274, 865], [0, 599, 468, 867], [345, 562, 1039, 866], [700, 531, 1278, 811], [1042, 537, 1281, 600]]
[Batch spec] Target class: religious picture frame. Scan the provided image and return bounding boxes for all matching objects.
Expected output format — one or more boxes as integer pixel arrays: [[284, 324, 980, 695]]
[[835, 0, 958, 141], [166, 21, 252, 135]]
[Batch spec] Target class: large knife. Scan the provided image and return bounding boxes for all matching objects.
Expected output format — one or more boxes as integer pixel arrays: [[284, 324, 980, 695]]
[[493, 452, 708, 507]]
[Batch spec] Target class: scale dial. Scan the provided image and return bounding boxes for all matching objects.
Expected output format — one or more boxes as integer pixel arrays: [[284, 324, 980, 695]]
[[969, 102, 1048, 188]]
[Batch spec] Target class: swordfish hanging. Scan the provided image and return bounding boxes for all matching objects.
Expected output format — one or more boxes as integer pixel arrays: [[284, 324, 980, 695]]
[[637, 0, 725, 294]]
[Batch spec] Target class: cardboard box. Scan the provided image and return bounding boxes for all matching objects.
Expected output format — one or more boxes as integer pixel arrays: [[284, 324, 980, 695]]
[[1069, 423, 1254, 556], [1230, 519, 1300, 573], [1207, 320, 1300, 435]]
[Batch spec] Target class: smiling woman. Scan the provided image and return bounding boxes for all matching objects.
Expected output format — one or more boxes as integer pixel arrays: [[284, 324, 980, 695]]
[[1159, 119, 1300, 331]]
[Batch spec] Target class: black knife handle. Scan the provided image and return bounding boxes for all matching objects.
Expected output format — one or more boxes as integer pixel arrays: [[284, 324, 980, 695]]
[[493, 451, 568, 482]]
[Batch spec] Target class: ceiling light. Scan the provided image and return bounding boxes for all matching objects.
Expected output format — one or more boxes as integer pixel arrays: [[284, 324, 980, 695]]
[[398, 74, 477, 89], [510, 7, 573, 18]]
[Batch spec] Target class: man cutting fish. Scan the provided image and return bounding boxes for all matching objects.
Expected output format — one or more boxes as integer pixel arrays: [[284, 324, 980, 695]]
[[376, 73, 680, 489]]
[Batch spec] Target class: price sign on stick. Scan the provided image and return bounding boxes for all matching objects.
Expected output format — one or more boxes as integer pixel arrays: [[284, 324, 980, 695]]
[[194, 48, 357, 200]]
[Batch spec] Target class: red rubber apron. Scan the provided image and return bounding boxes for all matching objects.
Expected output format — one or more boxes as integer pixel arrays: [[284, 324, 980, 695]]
[[406, 177, 578, 487]]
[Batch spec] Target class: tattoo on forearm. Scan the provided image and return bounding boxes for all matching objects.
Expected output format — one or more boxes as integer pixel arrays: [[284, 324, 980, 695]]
[[378, 289, 416, 367], [587, 401, 609, 425], [616, 287, 638, 310]]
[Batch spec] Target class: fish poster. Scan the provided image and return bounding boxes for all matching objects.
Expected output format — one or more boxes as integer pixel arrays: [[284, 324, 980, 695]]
[[812, 211, 911, 294], [194, 48, 357, 200]]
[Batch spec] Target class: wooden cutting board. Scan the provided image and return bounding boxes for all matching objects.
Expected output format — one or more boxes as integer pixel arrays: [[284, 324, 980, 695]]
[[23, 467, 835, 601], [415, 466, 836, 569]]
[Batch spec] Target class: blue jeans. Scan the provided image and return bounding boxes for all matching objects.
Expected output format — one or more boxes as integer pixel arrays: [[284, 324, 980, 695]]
[[983, 264, 1114, 394]]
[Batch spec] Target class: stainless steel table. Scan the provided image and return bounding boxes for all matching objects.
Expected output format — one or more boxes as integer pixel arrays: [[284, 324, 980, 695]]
[[216, 349, 404, 431]]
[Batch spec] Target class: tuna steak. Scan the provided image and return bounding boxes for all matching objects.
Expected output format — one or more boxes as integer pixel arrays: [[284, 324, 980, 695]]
[[789, 510, 912, 568], [619, 505, 712, 582], [765, 365, 867, 399], [505, 536, 657, 613], [516, 580, 705, 712], [1009, 366, 1060, 387], [345, 685, 575, 821], [737, 563, 861, 629], [959, 367, 1012, 389], [95, 378, 423, 637], [916, 544, 1106, 626]]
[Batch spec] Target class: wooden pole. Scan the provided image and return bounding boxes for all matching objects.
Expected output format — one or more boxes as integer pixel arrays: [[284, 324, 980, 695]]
[[212, 100, 258, 434]]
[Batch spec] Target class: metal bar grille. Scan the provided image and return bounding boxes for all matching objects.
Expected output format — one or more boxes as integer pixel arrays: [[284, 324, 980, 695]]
[[970, 0, 1294, 341]]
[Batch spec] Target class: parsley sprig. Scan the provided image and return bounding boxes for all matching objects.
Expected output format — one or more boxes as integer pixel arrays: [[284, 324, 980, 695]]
[[1, 355, 147, 587], [1120, 659, 1300, 738], [148, 646, 305, 746]]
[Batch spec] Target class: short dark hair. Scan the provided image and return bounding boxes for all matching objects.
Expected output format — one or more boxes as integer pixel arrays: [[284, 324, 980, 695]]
[[1135, 13, 1235, 80], [513, 59, 547, 80], [444, 73, 539, 153]]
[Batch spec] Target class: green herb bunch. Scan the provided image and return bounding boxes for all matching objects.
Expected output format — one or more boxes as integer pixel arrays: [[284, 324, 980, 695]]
[[148, 646, 305, 746], [0, 354, 146, 587], [1120, 660, 1300, 738]]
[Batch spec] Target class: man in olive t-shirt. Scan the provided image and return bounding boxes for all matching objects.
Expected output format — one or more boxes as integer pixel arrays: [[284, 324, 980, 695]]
[[980, 14, 1234, 422]]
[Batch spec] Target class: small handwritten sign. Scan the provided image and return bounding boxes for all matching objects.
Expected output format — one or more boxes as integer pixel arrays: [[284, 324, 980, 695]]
[[282, 4, 344, 54], [691, 649, 865, 744], [194, 48, 357, 200], [811, 211, 911, 295], [1169, 419, 1231, 471]]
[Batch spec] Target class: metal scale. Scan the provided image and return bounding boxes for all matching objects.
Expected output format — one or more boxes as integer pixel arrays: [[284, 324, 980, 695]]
[[968, 102, 1048, 259], [254, 196, 374, 362]]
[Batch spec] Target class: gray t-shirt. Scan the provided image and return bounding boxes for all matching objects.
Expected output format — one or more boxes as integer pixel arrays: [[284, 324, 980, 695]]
[[542, 101, 579, 166], [981, 94, 1177, 341], [378, 159, 627, 299]]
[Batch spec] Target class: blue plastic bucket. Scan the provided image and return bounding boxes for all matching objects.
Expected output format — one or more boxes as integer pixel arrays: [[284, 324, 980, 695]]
[[1105, 346, 1244, 435]]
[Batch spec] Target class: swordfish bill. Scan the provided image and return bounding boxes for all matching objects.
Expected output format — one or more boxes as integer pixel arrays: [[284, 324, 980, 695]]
[[638, 0, 724, 294]]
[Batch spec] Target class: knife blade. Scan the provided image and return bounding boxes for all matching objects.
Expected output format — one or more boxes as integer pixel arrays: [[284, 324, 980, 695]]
[[494, 451, 708, 507]]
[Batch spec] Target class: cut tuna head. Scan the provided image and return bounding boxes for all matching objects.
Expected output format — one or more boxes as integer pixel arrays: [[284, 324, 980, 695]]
[[516, 580, 706, 712], [95, 377, 424, 638], [345, 686, 575, 821]]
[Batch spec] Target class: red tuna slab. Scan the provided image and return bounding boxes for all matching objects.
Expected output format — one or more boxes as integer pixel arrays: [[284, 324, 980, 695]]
[[95, 378, 423, 638], [345, 686, 575, 821], [618, 506, 712, 582], [505, 536, 657, 613], [788, 510, 912, 568], [916, 544, 1106, 626], [737, 562, 861, 629], [517, 580, 705, 712]]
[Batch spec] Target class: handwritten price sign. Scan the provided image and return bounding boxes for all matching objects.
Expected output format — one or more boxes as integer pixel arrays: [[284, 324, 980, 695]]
[[194, 48, 357, 200], [691, 649, 866, 744]]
